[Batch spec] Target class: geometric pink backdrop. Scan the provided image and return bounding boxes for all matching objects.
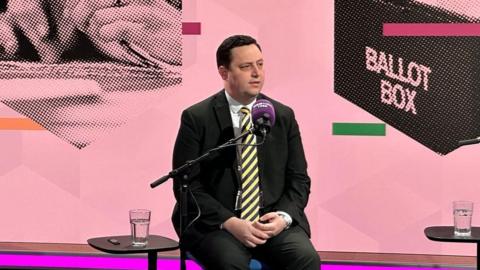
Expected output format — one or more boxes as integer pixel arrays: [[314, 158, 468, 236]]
[[0, 0, 478, 256]]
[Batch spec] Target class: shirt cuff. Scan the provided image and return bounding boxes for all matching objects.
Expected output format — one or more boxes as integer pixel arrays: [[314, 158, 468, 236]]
[[276, 211, 292, 230]]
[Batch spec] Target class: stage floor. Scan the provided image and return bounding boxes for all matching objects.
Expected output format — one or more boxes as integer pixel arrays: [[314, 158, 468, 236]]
[[0, 242, 475, 269]]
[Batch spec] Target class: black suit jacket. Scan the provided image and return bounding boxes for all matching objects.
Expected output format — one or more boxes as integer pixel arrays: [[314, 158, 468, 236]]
[[172, 90, 311, 249]]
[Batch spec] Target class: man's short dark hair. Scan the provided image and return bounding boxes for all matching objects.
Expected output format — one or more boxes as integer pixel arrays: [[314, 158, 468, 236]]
[[216, 35, 262, 69]]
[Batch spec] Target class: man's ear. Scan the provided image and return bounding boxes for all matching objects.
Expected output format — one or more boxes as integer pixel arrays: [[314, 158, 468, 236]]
[[218, 66, 228, 80]]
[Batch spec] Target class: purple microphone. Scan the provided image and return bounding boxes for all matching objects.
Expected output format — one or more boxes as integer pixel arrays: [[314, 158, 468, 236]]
[[252, 99, 276, 135]]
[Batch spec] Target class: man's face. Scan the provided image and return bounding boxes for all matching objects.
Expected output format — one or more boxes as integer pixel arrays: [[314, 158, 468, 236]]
[[220, 44, 265, 104]]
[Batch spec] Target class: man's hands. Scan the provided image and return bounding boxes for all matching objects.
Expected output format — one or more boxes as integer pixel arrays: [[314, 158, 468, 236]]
[[0, 0, 181, 65], [69, 0, 181, 65], [1, 0, 60, 62], [223, 212, 288, 248], [0, 14, 17, 57], [223, 217, 268, 248], [253, 212, 288, 238]]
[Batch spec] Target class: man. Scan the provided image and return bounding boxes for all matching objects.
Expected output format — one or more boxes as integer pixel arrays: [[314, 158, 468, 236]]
[[172, 35, 320, 270]]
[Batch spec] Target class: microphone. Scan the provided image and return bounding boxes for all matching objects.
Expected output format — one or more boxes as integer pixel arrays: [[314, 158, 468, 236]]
[[252, 99, 276, 136], [458, 137, 480, 146]]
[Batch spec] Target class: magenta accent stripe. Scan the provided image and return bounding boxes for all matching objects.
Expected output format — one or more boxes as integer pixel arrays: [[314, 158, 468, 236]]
[[325, 266, 463, 270], [182, 22, 201, 35], [0, 254, 202, 270], [0, 253, 468, 269], [383, 23, 480, 36]]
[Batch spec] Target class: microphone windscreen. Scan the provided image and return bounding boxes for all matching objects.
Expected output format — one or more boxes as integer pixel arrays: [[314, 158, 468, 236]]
[[252, 99, 276, 126]]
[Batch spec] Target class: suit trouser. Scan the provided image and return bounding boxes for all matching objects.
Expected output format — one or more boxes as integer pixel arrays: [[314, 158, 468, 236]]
[[189, 226, 321, 270]]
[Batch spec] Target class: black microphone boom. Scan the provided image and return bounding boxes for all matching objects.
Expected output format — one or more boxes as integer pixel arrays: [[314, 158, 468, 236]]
[[150, 127, 254, 188], [458, 137, 480, 146]]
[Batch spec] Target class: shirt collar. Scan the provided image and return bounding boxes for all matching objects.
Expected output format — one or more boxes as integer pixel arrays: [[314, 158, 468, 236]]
[[225, 90, 256, 114]]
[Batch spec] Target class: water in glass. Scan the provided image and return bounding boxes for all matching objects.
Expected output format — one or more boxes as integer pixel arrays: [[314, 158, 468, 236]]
[[454, 208, 473, 236]]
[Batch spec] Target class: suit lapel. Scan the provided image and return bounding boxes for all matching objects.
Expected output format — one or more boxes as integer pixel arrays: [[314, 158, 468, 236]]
[[213, 91, 242, 187], [213, 91, 232, 138]]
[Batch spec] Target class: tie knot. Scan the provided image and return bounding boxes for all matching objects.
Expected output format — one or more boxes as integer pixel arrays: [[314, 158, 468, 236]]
[[240, 107, 250, 116]]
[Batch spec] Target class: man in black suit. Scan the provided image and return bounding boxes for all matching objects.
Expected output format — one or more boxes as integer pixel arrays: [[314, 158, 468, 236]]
[[172, 35, 320, 270]]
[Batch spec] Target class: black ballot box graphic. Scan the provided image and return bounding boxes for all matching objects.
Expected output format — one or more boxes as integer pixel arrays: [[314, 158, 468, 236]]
[[335, 0, 480, 155]]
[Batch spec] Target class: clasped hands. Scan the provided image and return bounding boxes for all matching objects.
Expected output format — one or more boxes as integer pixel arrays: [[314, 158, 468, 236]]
[[0, 0, 181, 65], [223, 212, 288, 248]]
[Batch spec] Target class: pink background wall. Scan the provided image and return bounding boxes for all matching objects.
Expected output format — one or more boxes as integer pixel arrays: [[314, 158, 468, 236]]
[[1, 0, 479, 256]]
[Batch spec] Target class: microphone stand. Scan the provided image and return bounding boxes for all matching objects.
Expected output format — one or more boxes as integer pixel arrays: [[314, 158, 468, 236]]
[[458, 137, 480, 147], [150, 128, 256, 270]]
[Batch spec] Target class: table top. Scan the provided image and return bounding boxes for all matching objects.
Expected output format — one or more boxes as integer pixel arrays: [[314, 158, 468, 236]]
[[87, 235, 179, 254], [425, 226, 480, 243]]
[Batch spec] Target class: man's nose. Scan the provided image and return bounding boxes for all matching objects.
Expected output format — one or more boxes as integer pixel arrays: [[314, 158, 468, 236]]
[[251, 65, 260, 77]]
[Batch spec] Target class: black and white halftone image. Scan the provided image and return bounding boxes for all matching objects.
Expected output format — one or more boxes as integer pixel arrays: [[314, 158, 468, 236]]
[[335, 0, 480, 155], [0, 0, 182, 148]]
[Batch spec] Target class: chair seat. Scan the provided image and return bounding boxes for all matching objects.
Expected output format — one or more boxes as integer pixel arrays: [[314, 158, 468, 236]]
[[249, 258, 266, 270]]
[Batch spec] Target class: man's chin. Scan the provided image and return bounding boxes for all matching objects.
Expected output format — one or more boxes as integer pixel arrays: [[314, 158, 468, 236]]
[[248, 87, 262, 96]]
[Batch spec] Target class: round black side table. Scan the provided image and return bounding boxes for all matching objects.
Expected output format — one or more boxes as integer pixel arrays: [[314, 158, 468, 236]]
[[88, 235, 179, 270]]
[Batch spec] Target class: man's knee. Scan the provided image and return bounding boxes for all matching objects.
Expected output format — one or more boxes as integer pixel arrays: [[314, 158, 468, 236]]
[[201, 251, 251, 270], [290, 245, 321, 269], [189, 231, 252, 270]]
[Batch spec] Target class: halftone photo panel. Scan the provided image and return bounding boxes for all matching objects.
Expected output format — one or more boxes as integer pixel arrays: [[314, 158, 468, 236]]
[[0, 0, 182, 148]]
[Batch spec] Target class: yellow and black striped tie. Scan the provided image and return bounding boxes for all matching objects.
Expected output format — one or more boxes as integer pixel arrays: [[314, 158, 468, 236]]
[[239, 107, 260, 222]]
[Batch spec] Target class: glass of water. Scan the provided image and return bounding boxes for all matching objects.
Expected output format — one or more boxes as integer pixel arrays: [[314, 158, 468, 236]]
[[453, 201, 473, 237], [129, 209, 151, 246]]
